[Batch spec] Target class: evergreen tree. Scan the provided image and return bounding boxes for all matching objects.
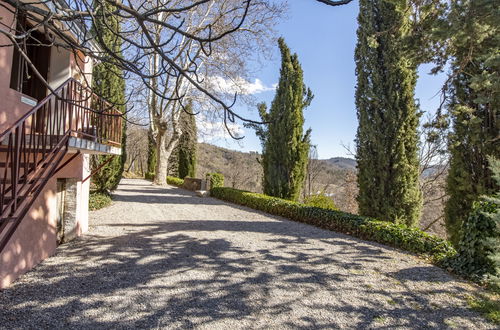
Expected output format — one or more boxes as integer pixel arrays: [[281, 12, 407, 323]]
[[486, 157, 500, 288], [444, 0, 500, 246], [146, 129, 157, 178], [355, 0, 422, 226], [167, 146, 179, 178], [247, 38, 312, 201], [90, 2, 126, 192], [177, 105, 197, 179], [453, 157, 500, 287]]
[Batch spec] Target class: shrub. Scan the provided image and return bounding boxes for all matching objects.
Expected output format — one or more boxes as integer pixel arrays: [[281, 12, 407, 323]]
[[167, 176, 184, 187], [89, 191, 112, 211], [304, 193, 338, 210], [452, 201, 499, 281], [145, 172, 155, 180], [211, 187, 456, 262], [207, 173, 224, 190], [451, 157, 500, 288]]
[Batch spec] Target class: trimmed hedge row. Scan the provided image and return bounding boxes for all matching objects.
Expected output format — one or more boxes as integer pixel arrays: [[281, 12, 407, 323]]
[[167, 176, 184, 187], [211, 187, 456, 262]]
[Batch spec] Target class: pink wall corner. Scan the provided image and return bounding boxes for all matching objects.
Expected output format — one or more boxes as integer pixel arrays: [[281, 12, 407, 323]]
[[0, 5, 94, 289], [0, 152, 91, 289], [0, 178, 57, 289]]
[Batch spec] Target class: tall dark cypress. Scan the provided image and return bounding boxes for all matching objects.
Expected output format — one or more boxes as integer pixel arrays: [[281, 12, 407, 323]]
[[147, 129, 157, 178], [247, 38, 312, 201], [177, 105, 197, 179], [355, 0, 422, 226], [444, 0, 499, 246], [91, 2, 126, 192]]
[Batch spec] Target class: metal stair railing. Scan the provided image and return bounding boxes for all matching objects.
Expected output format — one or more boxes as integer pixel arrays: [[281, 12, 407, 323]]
[[0, 78, 122, 253]]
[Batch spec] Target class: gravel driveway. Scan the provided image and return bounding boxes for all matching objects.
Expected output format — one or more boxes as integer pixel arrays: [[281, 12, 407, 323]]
[[0, 179, 495, 329]]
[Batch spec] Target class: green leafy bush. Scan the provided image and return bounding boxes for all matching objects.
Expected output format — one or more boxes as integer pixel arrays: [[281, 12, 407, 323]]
[[452, 201, 499, 280], [89, 192, 112, 211], [145, 172, 155, 180], [451, 157, 500, 288], [167, 176, 184, 187], [207, 173, 224, 190], [304, 193, 338, 210], [211, 187, 456, 262]]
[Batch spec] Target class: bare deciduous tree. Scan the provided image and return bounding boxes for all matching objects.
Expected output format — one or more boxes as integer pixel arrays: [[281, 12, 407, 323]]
[[142, 0, 282, 184], [125, 122, 149, 174], [418, 112, 450, 235], [1, 0, 354, 186], [303, 145, 323, 199]]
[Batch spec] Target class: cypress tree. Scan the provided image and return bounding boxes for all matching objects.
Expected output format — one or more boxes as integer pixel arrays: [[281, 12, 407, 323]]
[[167, 146, 179, 178], [177, 105, 197, 179], [90, 2, 126, 192], [444, 0, 499, 246], [355, 0, 422, 226], [247, 38, 312, 201], [146, 129, 157, 178]]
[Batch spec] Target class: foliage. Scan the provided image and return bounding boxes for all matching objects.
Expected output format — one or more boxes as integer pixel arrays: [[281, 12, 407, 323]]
[[89, 191, 112, 211], [451, 157, 500, 289], [145, 172, 155, 181], [168, 146, 179, 177], [304, 193, 338, 210], [147, 129, 157, 176], [246, 38, 312, 201], [453, 201, 499, 279], [90, 1, 126, 192], [208, 173, 224, 190], [467, 294, 500, 324], [211, 187, 455, 262], [354, 0, 422, 226], [177, 105, 198, 179], [444, 0, 500, 246], [167, 176, 184, 187]]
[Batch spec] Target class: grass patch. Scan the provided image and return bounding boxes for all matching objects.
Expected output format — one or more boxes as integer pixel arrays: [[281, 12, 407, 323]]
[[89, 191, 112, 211], [467, 293, 500, 324]]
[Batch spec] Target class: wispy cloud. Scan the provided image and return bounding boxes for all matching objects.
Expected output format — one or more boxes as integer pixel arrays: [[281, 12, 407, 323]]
[[197, 115, 244, 142], [210, 76, 276, 95]]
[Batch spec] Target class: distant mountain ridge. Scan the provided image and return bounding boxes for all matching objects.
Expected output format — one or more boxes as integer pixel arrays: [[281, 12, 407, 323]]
[[322, 157, 357, 170]]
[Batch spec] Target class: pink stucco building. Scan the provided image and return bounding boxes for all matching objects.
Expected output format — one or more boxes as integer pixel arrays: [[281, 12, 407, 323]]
[[0, 1, 122, 288]]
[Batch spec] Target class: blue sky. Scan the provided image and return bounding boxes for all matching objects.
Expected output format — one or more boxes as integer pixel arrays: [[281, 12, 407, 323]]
[[206, 0, 446, 159]]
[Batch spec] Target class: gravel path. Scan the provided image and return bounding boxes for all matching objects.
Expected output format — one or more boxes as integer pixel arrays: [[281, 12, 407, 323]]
[[0, 179, 495, 329]]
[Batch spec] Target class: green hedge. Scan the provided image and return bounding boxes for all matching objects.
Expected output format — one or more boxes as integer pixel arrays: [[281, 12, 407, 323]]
[[167, 176, 184, 187], [89, 192, 112, 211], [145, 172, 155, 180], [304, 193, 338, 210], [207, 173, 224, 190], [211, 187, 456, 262]]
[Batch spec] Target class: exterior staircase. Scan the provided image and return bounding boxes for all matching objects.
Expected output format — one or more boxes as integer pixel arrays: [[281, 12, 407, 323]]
[[0, 78, 122, 253]]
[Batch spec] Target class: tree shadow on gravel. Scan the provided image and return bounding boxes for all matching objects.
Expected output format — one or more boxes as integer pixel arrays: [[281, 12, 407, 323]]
[[0, 219, 488, 329], [0, 180, 490, 328]]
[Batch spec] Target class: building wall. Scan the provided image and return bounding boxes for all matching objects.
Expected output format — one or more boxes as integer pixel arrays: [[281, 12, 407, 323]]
[[0, 153, 91, 289], [0, 5, 95, 289], [0, 5, 34, 133]]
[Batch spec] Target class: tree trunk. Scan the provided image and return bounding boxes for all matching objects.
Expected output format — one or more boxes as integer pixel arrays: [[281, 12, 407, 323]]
[[153, 125, 182, 185], [154, 130, 168, 185]]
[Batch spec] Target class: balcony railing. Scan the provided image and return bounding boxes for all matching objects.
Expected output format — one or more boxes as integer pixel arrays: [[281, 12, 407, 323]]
[[0, 78, 122, 252]]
